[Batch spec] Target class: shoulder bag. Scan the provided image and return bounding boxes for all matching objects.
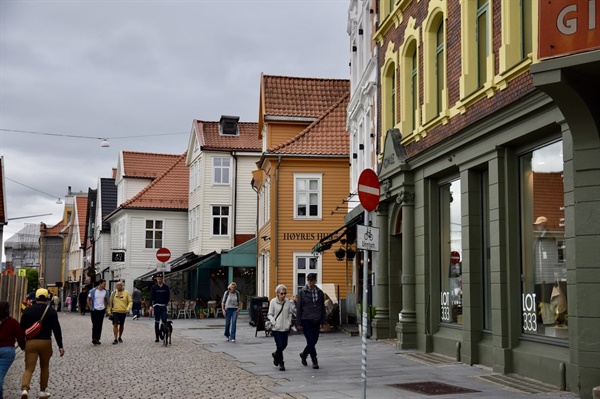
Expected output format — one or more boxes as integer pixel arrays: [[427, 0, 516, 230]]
[[265, 301, 285, 331], [25, 304, 50, 339]]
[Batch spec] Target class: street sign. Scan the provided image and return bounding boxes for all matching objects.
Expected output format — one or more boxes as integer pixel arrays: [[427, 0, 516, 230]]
[[156, 262, 172, 272], [358, 169, 380, 212], [18, 268, 26, 277], [156, 247, 171, 263], [357, 225, 380, 251]]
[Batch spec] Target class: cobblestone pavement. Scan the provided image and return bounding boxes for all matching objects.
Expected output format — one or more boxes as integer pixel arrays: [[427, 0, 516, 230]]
[[4, 312, 289, 399], [4, 311, 579, 399]]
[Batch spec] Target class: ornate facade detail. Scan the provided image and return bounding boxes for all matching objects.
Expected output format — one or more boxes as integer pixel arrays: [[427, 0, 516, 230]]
[[381, 179, 392, 198], [396, 190, 415, 204]]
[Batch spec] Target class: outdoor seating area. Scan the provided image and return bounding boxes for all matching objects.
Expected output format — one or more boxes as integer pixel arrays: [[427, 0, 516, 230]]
[[166, 300, 197, 319]]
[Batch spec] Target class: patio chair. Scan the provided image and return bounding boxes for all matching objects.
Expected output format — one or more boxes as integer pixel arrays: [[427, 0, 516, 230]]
[[177, 301, 189, 319], [186, 301, 197, 319]]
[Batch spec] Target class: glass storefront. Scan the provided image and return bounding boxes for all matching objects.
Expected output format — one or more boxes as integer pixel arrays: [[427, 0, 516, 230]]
[[440, 179, 463, 325], [520, 141, 567, 339]]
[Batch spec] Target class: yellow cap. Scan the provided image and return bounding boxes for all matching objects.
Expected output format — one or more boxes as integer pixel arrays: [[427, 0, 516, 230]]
[[35, 288, 49, 299]]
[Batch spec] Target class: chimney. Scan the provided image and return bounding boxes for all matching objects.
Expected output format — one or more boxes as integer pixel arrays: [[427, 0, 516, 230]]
[[112, 168, 117, 179], [219, 115, 240, 136]]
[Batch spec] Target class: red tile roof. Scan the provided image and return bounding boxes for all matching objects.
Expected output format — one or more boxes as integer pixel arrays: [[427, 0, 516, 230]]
[[43, 220, 65, 236], [122, 151, 181, 179], [268, 92, 350, 156], [75, 196, 88, 243], [121, 152, 189, 210], [261, 74, 350, 118], [193, 120, 261, 151]]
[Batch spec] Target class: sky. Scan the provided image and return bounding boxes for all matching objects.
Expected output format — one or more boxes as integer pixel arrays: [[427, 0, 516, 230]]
[[0, 0, 351, 262]]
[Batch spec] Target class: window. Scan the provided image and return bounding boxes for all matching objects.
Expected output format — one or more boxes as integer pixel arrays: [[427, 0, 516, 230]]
[[411, 47, 418, 132], [294, 174, 321, 218], [400, 39, 419, 136], [440, 179, 462, 325], [499, 0, 534, 72], [423, 12, 446, 123], [188, 206, 199, 240], [381, 60, 396, 136], [212, 206, 230, 236], [213, 157, 230, 185], [189, 160, 200, 192], [295, 253, 320, 294], [519, 141, 566, 339], [520, 0, 532, 60], [435, 20, 444, 116], [476, 0, 489, 88], [145, 220, 163, 249]]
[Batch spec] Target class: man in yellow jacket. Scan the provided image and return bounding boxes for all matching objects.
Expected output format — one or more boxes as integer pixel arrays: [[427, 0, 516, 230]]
[[107, 282, 133, 345]]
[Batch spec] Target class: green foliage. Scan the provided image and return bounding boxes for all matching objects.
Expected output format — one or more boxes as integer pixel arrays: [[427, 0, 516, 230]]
[[25, 268, 39, 293], [358, 303, 377, 321]]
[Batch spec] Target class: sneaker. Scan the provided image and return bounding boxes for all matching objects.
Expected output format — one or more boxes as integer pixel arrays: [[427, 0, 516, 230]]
[[112, 339, 118, 345], [272, 352, 279, 367], [300, 352, 308, 366], [231, 339, 235, 343], [279, 361, 285, 371], [225, 337, 229, 342], [21, 389, 28, 399], [155, 338, 159, 342], [118, 337, 123, 343], [132, 315, 138, 320], [39, 392, 51, 398]]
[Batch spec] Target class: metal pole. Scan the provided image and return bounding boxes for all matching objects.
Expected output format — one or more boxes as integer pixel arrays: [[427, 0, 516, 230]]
[[361, 211, 370, 399]]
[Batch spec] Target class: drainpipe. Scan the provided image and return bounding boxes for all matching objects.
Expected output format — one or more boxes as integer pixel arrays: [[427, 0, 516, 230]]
[[231, 151, 238, 249], [275, 156, 282, 285]]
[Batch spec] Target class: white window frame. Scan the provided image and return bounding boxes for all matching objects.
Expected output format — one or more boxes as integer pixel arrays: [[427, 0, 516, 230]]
[[188, 206, 199, 240], [293, 252, 321, 295], [213, 157, 231, 185], [293, 173, 322, 219], [211, 205, 230, 237], [145, 219, 163, 249]]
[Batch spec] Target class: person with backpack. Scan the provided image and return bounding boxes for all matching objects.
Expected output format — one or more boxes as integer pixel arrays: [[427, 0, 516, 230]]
[[221, 282, 241, 343], [107, 282, 132, 344]]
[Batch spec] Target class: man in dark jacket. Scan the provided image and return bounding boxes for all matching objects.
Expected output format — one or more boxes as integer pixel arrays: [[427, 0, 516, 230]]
[[296, 273, 326, 369], [150, 274, 170, 342], [19, 288, 65, 399]]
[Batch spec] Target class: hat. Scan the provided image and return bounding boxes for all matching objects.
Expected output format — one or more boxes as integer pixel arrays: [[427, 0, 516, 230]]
[[307, 273, 317, 281], [35, 288, 49, 299], [533, 216, 548, 225]]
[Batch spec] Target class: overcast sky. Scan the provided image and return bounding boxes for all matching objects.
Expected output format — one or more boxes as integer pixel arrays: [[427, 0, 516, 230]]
[[0, 0, 351, 262]]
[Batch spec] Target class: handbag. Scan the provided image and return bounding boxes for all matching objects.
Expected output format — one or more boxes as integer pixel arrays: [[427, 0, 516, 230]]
[[265, 302, 285, 331], [25, 304, 50, 339]]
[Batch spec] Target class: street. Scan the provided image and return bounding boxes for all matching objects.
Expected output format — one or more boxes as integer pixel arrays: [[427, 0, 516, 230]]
[[4, 312, 578, 399]]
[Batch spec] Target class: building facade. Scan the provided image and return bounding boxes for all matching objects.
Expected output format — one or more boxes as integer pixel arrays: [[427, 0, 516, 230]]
[[372, 0, 599, 397]]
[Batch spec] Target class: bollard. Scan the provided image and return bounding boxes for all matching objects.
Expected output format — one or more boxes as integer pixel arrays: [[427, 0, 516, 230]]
[[456, 341, 461, 362], [559, 362, 566, 391]]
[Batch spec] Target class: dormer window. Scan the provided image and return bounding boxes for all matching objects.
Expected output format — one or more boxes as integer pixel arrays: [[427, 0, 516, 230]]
[[219, 115, 240, 136]]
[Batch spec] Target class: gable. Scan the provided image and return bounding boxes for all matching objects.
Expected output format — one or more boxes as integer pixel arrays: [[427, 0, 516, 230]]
[[379, 128, 407, 178]]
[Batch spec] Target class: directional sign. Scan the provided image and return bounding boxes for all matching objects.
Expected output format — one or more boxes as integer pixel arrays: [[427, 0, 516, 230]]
[[156, 247, 171, 263], [358, 169, 380, 212], [357, 225, 380, 251]]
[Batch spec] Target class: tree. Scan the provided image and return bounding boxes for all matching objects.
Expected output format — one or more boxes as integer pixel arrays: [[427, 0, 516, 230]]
[[25, 268, 39, 293]]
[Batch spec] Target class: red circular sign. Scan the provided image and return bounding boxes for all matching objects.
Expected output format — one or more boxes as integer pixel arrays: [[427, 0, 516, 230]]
[[450, 251, 461, 264], [358, 169, 380, 212], [156, 247, 171, 263]]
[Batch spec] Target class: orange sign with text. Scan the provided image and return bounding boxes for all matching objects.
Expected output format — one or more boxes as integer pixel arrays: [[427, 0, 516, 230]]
[[539, 0, 600, 59]]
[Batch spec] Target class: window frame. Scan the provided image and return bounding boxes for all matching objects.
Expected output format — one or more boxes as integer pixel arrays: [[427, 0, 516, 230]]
[[213, 157, 231, 185], [144, 219, 163, 249], [211, 205, 230, 237], [294, 252, 321, 295], [293, 173, 322, 220]]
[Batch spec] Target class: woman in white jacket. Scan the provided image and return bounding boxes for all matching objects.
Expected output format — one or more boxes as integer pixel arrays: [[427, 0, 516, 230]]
[[268, 284, 293, 371]]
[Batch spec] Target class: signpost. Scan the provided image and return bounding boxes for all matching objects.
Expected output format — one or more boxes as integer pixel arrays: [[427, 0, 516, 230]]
[[357, 169, 380, 399], [156, 248, 171, 276]]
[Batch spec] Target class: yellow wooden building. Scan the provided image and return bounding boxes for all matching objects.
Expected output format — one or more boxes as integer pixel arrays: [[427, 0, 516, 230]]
[[252, 74, 352, 300]]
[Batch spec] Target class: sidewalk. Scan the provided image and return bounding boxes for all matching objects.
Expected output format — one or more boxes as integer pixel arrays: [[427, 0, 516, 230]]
[[4, 312, 578, 399]]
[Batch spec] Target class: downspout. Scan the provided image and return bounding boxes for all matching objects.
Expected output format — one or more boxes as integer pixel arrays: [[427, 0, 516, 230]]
[[275, 155, 282, 285], [231, 151, 238, 249]]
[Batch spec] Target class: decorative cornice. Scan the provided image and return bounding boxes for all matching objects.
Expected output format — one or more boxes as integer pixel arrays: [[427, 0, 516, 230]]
[[396, 190, 415, 205]]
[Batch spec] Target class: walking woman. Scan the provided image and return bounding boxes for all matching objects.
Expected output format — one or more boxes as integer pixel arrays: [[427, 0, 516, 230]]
[[0, 301, 25, 399], [268, 284, 292, 371]]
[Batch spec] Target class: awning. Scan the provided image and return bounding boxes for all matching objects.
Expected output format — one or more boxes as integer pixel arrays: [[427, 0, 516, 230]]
[[311, 213, 364, 254], [182, 251, 220, 272], [220, 238, 257, 267], [134, 252, 204, 282]]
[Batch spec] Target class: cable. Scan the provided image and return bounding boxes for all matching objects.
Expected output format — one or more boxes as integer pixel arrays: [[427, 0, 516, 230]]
[[0, 128, 187, 140], [5, 177, 62, 201]]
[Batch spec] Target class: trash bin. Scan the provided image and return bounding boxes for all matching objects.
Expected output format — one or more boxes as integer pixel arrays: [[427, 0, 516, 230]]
[[249, 296, 269, 326]]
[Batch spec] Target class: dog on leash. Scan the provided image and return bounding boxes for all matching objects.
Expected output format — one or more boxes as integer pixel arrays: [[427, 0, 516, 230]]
[[159, 320, 173, 346]]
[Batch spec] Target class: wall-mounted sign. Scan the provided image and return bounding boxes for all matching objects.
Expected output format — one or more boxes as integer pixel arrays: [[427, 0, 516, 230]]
[[112, 252, 125, 262], [539, 0, 600, 59], [357, 225, 379, 251]]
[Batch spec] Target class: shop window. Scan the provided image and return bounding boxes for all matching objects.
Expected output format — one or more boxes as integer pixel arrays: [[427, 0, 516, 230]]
[[519, 141, 567, 339], [295, 253, 319, 294], [440, 179, 462, 325]]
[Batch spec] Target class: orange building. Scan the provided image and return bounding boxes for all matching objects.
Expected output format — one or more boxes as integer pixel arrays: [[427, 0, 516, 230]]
[[252, 75, 351, 300]]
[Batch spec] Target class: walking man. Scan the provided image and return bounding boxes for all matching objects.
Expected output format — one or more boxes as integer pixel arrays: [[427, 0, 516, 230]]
[[150, 274, 170, 342], [87, 280, 109, 345], [131, 286, 142, 320], [107, 282, 132, 344], [78, 290, 88, 315], [19, 288, 65, 399], [296, 273, 326, 369]]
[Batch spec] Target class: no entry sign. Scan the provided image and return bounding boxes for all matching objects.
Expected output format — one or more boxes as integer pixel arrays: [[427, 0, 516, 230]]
[[358, 169, 380, 212], [156, 247, 171, 263]]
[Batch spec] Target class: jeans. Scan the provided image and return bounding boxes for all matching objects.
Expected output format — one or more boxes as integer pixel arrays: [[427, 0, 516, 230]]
[[0, 346, 16, 399], [272, 331, 289, 363], [90, 309, 106, 341], [224, 308, 238, 340], [300, 319, 321, 360], [154, 305, 167, 339], [132, 302, 141, 318]]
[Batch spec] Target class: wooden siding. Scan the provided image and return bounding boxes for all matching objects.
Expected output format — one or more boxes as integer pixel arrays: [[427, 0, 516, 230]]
[[265, 157, 350, 298], [123, 178, 151, 205], [235, 155, 259, 235], [267, 123, 308, 149]]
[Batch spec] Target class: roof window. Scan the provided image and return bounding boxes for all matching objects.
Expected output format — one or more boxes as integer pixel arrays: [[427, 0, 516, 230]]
[[219, 115, 239, 136]]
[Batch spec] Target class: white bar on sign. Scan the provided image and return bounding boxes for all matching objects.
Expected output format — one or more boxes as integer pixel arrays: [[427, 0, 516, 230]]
[[358, 184, 379, 195]]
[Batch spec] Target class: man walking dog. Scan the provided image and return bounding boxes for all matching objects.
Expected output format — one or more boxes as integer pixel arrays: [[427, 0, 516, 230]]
[[107, 282, 132, 345], [150, 274, 170, 343]]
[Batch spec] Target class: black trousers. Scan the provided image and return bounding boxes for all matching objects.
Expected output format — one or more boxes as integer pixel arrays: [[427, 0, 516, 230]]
[[300, 319, 321, 360], [90, 309, 106, 341]]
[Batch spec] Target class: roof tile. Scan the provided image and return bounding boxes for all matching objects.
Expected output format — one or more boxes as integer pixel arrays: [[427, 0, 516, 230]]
[[194, 120, 261, 151], [122, 151, 181, 178]]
